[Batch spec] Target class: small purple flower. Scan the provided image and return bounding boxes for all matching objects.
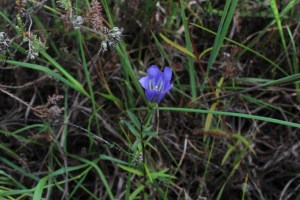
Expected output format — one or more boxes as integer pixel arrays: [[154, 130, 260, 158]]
[[139, 65, 173, 103]]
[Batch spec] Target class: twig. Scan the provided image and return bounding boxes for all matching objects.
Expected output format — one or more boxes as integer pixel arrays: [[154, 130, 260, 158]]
[[0, 87, 39, 112]]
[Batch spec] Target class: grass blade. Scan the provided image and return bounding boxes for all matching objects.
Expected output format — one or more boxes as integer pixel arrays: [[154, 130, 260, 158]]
[[206, 0, 238, 77], [71, 156, 115, 200], [270, 0, 292, 71], [6, 60, 88, 96], [101, 0, 146, 106], [159, 33, 196, 59], [129, 185, 145, 200], [191, 23, 287, 75], [179, 0, 197, 100], [0, 157, 39, 181], [118, 164, 143, 176], [40, 51, 90, 97], [159, 107, 300, 129], [33, 177, 47, 200]]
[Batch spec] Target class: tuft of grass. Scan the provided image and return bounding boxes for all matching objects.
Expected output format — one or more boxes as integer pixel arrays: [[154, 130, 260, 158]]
[[1, 1, 300, 199]]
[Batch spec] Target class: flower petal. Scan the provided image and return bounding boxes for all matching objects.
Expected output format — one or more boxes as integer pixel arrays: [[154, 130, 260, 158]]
[[163, 67, 172, 82], [163, 82, 173, 93], [140, 65, 173, 103], [145, 90, 161, 103], [139, 76, 150, 89], [147, 65, 162, 78], [157, 92, 167, 102]]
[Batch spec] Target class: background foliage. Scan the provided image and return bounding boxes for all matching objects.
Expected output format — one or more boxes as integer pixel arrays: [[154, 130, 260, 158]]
[[1, 0, 300, 199]]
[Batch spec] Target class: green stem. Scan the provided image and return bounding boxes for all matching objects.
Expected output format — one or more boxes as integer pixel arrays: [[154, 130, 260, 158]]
[[140, 120, 146, 198], [139, 104, 156, 198]]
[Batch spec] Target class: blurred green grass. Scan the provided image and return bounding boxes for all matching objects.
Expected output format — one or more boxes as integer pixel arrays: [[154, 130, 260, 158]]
[[0, 0, 300, 199]]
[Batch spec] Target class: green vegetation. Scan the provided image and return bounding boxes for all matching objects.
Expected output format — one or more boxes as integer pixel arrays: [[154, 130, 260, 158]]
[[1, 0, 300, 199]]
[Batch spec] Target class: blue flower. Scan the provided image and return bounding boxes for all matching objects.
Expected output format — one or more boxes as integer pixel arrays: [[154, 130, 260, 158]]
[[139, 65, 173, 103]]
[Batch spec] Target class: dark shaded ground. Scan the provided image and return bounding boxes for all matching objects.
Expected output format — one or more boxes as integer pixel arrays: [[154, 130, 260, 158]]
[[1, 1, 300, 199]]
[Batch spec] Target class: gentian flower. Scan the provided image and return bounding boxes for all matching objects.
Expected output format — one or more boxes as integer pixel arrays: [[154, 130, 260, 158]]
[[139, 65, 173, 103]]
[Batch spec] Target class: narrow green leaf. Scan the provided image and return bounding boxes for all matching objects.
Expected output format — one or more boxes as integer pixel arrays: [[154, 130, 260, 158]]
[[6, 60, 88, 96], [121, 120, 140, 138], [99, 154, 129, 166], [100, 93, 122, 108], [233, 134, 255, 154], [159, 33, 196, 59], [129, 185, 144, 200], [241, 174, 248, 200], [0, 170, 26, 189], [236, 0, 298, 75], [0, 11, 18, 31], [191, 23, 287, 75], [159, 107, 300, 129], [131, 139, 140, 153], [33, 177, 47, 200], [206, 0, 238, 77], [270, 0, 291, 71], [179, 0, 197, 100], [204, 77, 224, 131], [144, 164, 153, 183], [126, 110, 141, 129], [221, 145, 235, 165], [117, 164, 143, 176], [261, 73, 300, 88], [102, 0, 147, 105], [0, 157, 39, 181], [0, 144, 19, 159], [40, 51, 89, 97], [72, 156, 115, 200], [150, 169, 175, 180]]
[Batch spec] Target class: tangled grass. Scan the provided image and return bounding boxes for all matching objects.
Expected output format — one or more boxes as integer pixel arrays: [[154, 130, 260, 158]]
[[1, 0, 300, 199]]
